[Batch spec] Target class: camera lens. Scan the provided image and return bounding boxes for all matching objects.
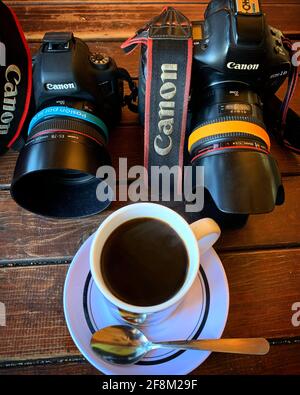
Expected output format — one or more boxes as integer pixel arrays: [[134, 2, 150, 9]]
[[188, 83, 284, 214], [11, 104, 113, 218]]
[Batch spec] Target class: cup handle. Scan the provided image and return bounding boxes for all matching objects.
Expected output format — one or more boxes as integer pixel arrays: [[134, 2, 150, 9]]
[[190, 218, 221, 255]]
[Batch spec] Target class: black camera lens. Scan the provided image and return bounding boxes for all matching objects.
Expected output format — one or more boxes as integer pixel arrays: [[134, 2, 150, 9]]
[[11, 105, 113, 218], [188, 84, 284, 214]]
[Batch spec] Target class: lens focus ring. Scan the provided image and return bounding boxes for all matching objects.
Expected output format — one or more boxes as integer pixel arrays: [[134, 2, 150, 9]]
[[28, 117, 106, 147]]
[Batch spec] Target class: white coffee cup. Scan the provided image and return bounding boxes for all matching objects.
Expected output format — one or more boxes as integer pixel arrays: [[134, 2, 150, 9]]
[[90, 203, 220, 325]]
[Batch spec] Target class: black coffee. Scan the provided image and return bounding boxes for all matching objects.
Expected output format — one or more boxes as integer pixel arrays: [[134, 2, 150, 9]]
[[100, 217, 189, 306]]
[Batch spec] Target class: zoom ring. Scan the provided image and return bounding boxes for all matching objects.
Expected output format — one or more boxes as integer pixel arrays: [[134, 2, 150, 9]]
[[189, 115, 269, 155], [189, 132, 268, 154]]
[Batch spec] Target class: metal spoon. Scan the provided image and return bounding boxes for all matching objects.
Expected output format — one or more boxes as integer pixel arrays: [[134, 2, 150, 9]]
[[90, 325, 270, 365]]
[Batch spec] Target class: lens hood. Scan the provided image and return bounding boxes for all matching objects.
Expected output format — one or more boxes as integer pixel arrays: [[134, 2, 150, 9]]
[[11, 134, 112, 218], [191, 150, 284, 214]]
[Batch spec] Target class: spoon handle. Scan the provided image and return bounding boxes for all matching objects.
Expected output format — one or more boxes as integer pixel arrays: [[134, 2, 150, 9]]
[[153, 338, 270, 355]]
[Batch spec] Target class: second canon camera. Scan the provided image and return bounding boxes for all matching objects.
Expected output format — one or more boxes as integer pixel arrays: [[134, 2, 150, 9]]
[[138, 0, 290, 215]]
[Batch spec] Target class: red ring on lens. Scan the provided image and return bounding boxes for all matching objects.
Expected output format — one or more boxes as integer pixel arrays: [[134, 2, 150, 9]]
[[27, 129, 105, 147], [191, 145, 270, 163]]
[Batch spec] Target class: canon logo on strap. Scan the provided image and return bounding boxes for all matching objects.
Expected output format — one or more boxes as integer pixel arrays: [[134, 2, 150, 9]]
[[0, 64, 21, 135], [154, 64, 178, 156], [227, 62, 260, 70], [46, 82, 77, 91]]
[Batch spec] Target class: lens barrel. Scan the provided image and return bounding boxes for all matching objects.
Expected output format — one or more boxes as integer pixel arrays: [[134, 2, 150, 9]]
[[11, 106, 113, 218], [189, 85, 284, 214]]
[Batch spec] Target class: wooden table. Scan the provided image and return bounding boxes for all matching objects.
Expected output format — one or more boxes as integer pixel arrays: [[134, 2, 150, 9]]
[[0, 0, 299, 375]]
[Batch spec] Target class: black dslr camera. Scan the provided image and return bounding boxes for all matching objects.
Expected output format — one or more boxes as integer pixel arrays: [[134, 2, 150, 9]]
[[188, 0, 288, 215], [133, 1, 298, 221], [11, 32, 133, 218]]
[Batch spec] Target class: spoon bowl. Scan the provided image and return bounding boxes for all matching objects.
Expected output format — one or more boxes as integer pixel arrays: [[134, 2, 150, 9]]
[[91, 325, 151, 365]]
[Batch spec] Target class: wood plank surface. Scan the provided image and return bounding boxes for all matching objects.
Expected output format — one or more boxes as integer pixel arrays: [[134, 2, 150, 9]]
[[0, 175, 299, 262], [1, 343, 300, 375], [0, 248, 299, 368], [217, 175, 300, 250], [7, 4, 300, 41]]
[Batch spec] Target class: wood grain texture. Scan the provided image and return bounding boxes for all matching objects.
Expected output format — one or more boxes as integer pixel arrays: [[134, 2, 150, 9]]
[[217, 175, 300, 250], [1, 344, 300, 375], [0, 264, 76, 360], [0, 176, 299, 261], [7, 4, 300, 41], [0, 248, 299, 368], [0, 193, 117, 261]]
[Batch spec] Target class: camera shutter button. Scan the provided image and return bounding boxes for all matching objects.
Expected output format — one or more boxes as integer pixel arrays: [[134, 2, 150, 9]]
[[90, 54, 110, 69]]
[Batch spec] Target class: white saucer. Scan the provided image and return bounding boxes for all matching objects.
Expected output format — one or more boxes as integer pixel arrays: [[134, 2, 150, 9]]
[[63, 234, 229, 375]]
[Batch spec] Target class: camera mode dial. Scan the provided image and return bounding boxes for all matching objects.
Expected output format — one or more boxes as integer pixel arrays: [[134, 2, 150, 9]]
[[90, 53, 110, 69]]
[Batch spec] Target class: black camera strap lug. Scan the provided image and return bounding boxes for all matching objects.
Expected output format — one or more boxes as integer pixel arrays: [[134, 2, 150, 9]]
[[117, 67, 138, 113]]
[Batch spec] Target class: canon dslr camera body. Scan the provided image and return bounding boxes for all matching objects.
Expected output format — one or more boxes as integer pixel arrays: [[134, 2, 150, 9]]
[[11, 32, 123, 218], [189, 0, 289, 214]]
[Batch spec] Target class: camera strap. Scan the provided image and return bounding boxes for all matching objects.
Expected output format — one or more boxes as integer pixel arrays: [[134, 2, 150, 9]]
[[265, 37, 300, 154], [0, 1, 32, 154], [122, 7, 193, 192], [116, 67, 138, 113], [276, 38, 300, 153]]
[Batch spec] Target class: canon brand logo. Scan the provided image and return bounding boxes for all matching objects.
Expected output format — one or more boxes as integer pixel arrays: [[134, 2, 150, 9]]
[[46, 82, 76, 91], [227, 62, 260, 70], [154, 64, 178, 156], [0, 64, 21, 135]]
